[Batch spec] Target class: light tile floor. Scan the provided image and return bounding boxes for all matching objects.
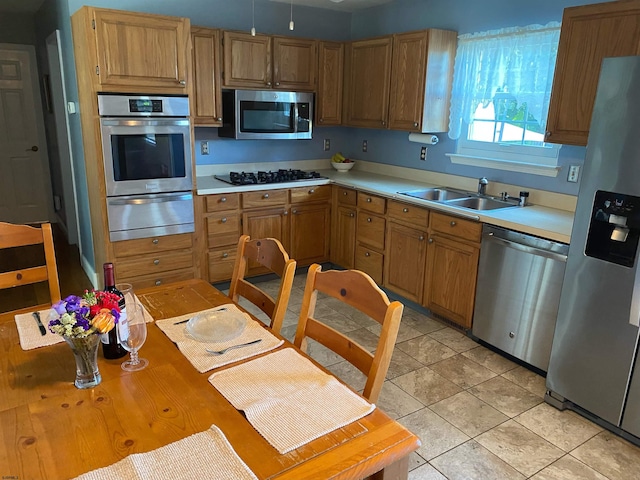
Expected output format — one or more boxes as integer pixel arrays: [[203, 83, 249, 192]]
[[231, 272, 640, 480]]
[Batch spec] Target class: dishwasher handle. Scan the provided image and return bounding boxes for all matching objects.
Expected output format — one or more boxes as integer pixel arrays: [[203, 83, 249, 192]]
[[484, 233, 568, 263]]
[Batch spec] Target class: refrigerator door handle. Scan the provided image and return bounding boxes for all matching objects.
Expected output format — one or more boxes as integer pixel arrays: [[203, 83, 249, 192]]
[[630, 265, 640, 327]]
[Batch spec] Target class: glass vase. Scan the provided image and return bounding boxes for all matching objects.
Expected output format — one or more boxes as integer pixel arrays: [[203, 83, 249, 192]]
[[64, 334, 102, 389]]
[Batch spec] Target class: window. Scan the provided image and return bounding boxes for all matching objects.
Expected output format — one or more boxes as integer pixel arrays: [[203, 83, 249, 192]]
[[447, 23, 562, 176]]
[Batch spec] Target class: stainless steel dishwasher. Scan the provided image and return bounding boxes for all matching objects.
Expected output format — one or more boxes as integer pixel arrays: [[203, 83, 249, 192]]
[[472, 225, 569, 372]]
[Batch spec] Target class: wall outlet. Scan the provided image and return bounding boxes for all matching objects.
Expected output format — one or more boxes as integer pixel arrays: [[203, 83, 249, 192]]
[[568, 165, 580, 183], [420, 146, 427, 160], [362, 140, 368, 152], [201, 141, 209, 155], [323, 138, 330, 151]]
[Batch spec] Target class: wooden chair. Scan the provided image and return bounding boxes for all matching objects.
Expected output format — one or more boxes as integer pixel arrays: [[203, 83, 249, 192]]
[[0, 222, 61, 312], [228, 235, 296, 334], [294, 264, 404, 403]]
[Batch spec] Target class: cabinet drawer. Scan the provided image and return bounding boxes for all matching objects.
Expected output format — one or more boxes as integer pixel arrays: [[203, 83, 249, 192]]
[[207, 247, 237, 283], [116, 250, 194, 279], [355, 244, 383, 285], [337, 187, 357, 206], [290, 185, 331, 204], [357, 192, 386, 214], [206, 193, 239, 212], [242, 189, 288, 208], [430, 212, 482, 243], [207, 213, 240, 248], [387, 200, 429, 225], [357, 213, 385, 250], [112, 234, 193, 257], [119, 268, 195, 290]]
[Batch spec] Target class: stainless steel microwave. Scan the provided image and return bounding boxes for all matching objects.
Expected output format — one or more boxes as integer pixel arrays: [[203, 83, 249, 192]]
[[218, 90, 313, 140]]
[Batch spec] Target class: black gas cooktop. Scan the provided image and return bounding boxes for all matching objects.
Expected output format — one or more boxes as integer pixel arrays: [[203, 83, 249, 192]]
[[215, 169, 326, 186]]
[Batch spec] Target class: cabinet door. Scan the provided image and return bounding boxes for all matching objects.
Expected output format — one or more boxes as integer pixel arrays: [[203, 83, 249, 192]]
[[384, 221, 427, 303], [192, 27, 223, 126], [290, 204, 331, 266], [546, 2, 640, 146], [93, 9, 189, 90], [424, 234, 479, 329], [242, 207, 290, 275], [223, 31, 272, 88], [273, 36, 317, 91], [331, 206, 356, 268], [317, 41, 344, 126], [344, 37, 393, 128]]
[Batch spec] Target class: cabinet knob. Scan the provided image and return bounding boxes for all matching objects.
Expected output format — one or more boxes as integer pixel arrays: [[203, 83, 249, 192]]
[[413, 122, 419, 127], [153, 259, 160, 265], [292, 209, 298, 215], [155, 280, 161, 286], [343, 191, 348, 196], [419, 235, 425, 241], [152, 238, 159, 245], [275, 82, 280, 86], [283, 210, 288, 215], [263, 193, 269, 199], [545, 131, 551, 139], [27, 145, 39, 152], [221, 217, 227, 223], [350, 212, 355, 217], [217, 117, 222, 121], [428, 237, 434, 243], [266, 81, 272, 86], [220, 197, 227, 203], [403, 208, 409, 213], [450, 221, 457, 227], [381, 120, 386, 126], [365, 252, 370, 257], [509, 331, 515, 338], [320, 118, 324, 123], [222, 252, 228, 258], [309, 188, 315, 194], [367, 217, 372, 222], [366, 198, 372, 203], [179, 80, 186, 85]]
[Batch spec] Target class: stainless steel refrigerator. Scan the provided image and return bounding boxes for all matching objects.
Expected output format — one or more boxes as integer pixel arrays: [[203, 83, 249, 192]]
[[546, 56, 640, 440]]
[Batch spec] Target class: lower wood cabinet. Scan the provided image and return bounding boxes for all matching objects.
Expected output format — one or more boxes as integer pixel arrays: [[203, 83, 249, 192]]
[[242, 205, 290, 275], [384, 221, 427, 303], [332, 205, 357, 269], [290, 203, 331, 265], [355, 244, 383, 285], [202, 193, 241, 283]]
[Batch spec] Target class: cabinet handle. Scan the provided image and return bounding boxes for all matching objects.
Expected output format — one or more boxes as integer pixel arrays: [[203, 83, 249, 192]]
[[367, 217, 372, 222], [220, 197, 227, 203], [450, 221, 457, 227], [152, 238, 159, 245], [419, 235, 425, 241], [381, 120, 386, 126], [545, 131, 551, 139], [403, 208, 409, 213], [309, 188, 315, 194], [221, 217, 227, 223], [155, 280, 161, 286], [263, 193, 269, 199], [343, 191, 348, 196], [217, 117, 222, 121], [153, 259, 160, 265], [428, 237, 434, 243], [222, 252, 228, 258], [349, 212, 355, 217], [320, 118, 324, 123], [179, 80, 186, 85], [275, 82, 280, 86], [292, 209, 298, 215], [266, 81, 272, 86], [366, 198, 372, 203], [413, 122, 418, 127], [283, 210, 288, 215], [365, 252, 370, 257]]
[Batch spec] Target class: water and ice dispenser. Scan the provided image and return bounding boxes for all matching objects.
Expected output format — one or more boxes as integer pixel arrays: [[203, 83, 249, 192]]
[[585, 190, 640, 267]]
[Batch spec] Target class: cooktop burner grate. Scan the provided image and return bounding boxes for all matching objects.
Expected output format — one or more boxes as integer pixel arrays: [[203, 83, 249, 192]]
[[215, 169, 326, 186]]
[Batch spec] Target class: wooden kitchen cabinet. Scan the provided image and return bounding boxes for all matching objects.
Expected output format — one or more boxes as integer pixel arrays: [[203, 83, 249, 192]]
[[222, 31, 317, 90], [203, 193, 240, 283], [546, 1, 640, 146], [290, 203, 331, 265], [424, 212, 481, 329], [76, 7, 190, 93], [192, 27, 223, 126], [344, 36, 393, 128], [388, 29, 457, 132], [317, 41, 344, 126], [330, 186, 357, 268], [355, 192, 386, 284]]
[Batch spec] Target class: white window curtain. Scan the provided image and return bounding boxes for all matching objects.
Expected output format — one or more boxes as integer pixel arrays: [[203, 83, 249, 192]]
[[448, 22, 561, 140]]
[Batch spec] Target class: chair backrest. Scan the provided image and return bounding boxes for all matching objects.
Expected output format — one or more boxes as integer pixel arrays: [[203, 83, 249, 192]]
[[293, 264, 404, 403], [0, 222, 61, 309], [228, 235, 296, 334]]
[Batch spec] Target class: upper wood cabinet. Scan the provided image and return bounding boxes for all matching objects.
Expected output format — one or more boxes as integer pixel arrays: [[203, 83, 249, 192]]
[[82, 7, 190, 92], [222, 31, 317, 91], [317, 41, 344, 126], [344, 37, 393, 128], [389, 29, 457, 132], [546, 1, 640, 146], [191, 27, 223, 126], [343, 29, 456, 131]]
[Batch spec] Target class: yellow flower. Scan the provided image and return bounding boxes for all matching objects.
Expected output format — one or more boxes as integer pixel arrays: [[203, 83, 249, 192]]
[[91, 308, 115, 334]]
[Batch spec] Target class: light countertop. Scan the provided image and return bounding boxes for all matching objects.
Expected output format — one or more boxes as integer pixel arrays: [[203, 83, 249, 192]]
[[196, 163, 574, 244]]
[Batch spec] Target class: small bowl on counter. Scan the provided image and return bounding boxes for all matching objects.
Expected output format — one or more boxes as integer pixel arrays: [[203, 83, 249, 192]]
[[331, 160, 355, 172]]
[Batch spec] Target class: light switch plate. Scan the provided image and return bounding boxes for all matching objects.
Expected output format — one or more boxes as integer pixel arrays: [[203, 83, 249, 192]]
[[323, 139, 330, 151], [362, 140, 368, 152], [568, 165, 580, 183], [420, 146, 427, 160], [201, 141, 209, 155]]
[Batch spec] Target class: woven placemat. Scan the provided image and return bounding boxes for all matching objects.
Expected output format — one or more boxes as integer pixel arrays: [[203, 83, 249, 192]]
[[73, 424, 258, 480], [209, 348, 375, 454], [155, 304, 283, 373]]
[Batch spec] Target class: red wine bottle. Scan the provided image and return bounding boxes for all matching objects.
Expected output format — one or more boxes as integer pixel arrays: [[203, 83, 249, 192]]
[[101, 262, 127, 359]]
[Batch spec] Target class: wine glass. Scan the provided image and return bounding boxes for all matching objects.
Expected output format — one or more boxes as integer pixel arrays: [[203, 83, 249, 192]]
[[116, 302, 148, 371]]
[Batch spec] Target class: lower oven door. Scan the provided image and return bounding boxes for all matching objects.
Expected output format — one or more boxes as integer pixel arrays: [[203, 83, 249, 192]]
[[107, 192, 194, 242]]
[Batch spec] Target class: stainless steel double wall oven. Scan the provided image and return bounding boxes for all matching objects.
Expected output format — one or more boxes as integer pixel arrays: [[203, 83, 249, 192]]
[[99, 94, 194, 241]]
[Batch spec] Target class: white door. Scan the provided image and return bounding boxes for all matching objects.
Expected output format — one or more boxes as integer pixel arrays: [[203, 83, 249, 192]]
[[0, 44, 52, 224]]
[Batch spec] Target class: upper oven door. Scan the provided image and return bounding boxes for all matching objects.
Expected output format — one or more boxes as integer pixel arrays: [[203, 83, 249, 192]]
[[101, 118, 193, 196]]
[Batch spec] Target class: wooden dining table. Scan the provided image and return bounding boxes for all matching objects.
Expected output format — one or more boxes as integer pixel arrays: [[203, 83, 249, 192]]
[[0, 279, 420, 479]]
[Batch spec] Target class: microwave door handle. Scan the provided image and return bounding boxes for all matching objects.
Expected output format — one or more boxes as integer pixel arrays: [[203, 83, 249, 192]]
[[293, 104, 299, 133]]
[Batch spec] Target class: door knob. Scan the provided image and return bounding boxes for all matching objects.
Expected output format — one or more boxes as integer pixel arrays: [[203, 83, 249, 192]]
[[27, 146, 38, 152]]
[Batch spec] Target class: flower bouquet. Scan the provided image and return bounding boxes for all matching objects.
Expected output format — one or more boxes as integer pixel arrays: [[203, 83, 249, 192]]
[[49, 291, 121, 389]]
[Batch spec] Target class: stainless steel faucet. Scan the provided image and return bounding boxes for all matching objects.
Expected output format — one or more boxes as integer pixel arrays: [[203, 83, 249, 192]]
[[478, 177, 489, 195]]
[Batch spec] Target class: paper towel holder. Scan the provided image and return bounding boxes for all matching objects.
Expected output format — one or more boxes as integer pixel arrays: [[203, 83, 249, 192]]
[[408, 133, 439, 145]]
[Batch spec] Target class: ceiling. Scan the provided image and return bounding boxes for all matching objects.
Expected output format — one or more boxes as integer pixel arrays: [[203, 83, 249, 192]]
[[0, 0, 45, 14], [269, 0, 394, 12]]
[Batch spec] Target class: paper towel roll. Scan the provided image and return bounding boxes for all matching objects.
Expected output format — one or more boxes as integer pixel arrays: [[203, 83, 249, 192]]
[[408, 133, 439, 145]]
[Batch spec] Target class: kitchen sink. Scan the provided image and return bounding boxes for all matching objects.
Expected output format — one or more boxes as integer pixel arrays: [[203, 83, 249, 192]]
[[444, 196, 517, 210], [399, 188, 471, 202]]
